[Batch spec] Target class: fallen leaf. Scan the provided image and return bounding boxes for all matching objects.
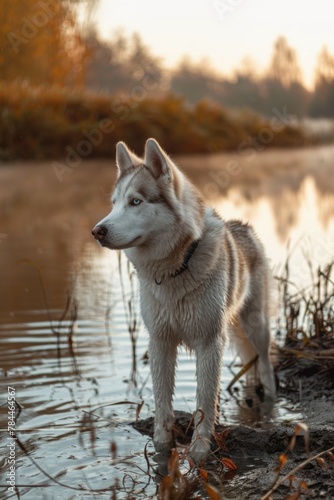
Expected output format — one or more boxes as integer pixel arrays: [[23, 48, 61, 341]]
[[203, 481, 221, 500], [214, 429, 230, 451], [221, 457, 238, 470], [315, 457, 327, 470]]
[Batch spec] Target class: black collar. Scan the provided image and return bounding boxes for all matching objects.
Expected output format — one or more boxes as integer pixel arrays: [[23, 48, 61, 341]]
[[155, 239, 200, 285], [171, 239, 200, 277]]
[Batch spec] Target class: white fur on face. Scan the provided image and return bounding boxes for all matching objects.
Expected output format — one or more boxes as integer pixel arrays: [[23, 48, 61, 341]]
[[95, 167, 177, 250], [94, 139, 204, 257]]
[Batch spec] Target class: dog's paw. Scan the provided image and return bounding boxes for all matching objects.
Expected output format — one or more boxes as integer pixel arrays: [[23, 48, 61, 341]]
[[153, 423, 174, 454], [153, 439, 174, 455], [189, 434, 211, 463]]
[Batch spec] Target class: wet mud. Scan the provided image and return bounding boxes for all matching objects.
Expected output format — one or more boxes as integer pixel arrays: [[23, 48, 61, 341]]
[[133, 377, 334, 499]]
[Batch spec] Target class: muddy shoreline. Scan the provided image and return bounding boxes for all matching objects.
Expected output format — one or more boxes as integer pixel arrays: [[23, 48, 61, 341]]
[[132, 375, 334, 499]]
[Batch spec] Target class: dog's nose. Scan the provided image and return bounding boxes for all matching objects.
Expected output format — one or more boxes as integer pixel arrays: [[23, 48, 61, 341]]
[[92, 225, 108, 240]]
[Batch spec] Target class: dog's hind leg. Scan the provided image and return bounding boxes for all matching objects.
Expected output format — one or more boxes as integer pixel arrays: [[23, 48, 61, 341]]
[[229, 322, 257, 383], [238, 297, 276, 400], [149, 335, 178, 453]]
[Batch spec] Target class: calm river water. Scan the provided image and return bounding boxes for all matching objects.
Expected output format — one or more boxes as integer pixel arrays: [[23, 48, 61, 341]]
[[1, 145, 334, 498]]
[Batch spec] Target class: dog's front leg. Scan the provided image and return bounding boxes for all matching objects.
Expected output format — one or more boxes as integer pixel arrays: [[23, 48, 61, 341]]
[[149, 335, 177, 453], [190, 338, 224, 462]]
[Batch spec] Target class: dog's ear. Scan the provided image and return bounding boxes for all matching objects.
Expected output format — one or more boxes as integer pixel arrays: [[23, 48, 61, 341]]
[[144, 138, 173, 181], [116, 142, 142, 176]]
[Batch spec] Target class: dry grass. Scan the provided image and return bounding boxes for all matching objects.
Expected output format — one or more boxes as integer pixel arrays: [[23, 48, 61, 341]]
[[275, 257, 334, 394]]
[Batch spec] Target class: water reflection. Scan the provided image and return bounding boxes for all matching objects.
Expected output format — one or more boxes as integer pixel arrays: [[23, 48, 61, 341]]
[[1, 146, 334, 497], [1, 147, 334, 320], [213, 176, 334, 285]]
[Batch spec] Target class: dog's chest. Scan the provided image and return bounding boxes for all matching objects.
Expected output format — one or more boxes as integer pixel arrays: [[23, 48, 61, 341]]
[[139, 275, 223, 346], [147, 278, 195, 323]]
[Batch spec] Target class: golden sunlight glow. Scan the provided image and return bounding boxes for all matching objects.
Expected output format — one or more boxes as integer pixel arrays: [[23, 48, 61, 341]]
[[94, 0, 334, 89]]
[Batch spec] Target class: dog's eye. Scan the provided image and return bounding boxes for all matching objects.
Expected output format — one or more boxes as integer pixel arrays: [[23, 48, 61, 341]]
[[130, 198, 142, 206]]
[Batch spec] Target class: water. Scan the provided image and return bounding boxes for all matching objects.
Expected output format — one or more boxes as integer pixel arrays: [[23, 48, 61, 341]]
[[1, 145, 334, 498]]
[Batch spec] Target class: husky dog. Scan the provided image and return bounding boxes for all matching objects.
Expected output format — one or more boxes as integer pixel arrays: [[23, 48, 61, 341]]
[[92, 139, 276, 462]]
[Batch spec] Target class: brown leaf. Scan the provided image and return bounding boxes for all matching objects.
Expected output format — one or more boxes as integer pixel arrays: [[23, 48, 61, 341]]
[[214, 429, 230, 451], [135, 400, 144, 420], [275, 453, 288, 472], [158, 476, 173, 499], [203, 481, 221, 500], [289, 474, 295, 487], [295, 423, 309, 454], [221, 457, 238, 470], [316, 457, 327, 470], [168, 449, 181, 480], [198, 467, 208, 480], [287, 434, 296, 452]]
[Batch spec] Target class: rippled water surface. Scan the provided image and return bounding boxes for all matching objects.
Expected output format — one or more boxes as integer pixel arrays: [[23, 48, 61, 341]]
[[1, 146, 334, 498]]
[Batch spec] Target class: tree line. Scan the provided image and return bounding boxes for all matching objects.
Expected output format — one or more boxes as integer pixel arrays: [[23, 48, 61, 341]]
[[82, 33, 333, 119], [170, 38, 334, 119]]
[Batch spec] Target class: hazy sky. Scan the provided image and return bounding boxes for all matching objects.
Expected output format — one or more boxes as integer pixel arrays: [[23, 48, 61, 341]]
[[94, 0, 334, 89]]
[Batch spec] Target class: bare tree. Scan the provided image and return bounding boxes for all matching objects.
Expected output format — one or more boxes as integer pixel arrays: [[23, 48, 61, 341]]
[[310, 46, 334, 117], [268, 36, 302, 87], [314, 46, 334, 84]]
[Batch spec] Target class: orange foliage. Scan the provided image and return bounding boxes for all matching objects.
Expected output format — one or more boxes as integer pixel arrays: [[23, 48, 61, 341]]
[[0, 0, 89, 87], [0, 82, 307, 161]]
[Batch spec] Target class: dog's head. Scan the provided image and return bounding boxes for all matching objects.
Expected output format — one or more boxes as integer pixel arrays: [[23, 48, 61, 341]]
[[92, 138, 192, 250]]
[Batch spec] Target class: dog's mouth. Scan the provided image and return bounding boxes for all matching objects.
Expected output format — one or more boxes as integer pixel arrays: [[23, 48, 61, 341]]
[[98, 236, 142, 250], [92, 224, 142, 249]]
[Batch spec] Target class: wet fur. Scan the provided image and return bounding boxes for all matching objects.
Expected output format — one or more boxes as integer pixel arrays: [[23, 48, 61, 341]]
[[92, 138, 276, 462]]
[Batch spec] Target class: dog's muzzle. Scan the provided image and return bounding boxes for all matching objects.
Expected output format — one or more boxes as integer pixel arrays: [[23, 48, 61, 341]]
[[92, 225, 108, 242]]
